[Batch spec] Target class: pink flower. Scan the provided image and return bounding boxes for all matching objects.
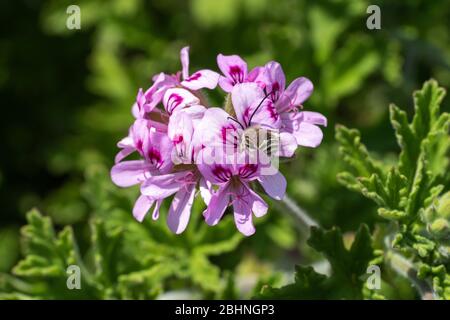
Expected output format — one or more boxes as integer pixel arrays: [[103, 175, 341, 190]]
[[261, 61, 327, 148], [139, 169, 204, 234], [217, 54, 264, 92], [132, 47, 219, 119], [139, 107, 211, 233], [111, 47, 327, 236], [111, 115, 210, 234], [193, 83, 297, 159], [163, 88, 200, 115], [168, 104, 206, 164], [112, 119, 171, 167], [198, 154, 286, 236], [191, 85, 279, 151], [230, 82, 280, 130], [180, 47, 220, 91], [111, 120, 173, 222], [132, 73, 178, 118]]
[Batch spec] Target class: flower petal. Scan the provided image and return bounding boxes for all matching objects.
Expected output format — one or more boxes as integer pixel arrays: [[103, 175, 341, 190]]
[[168, 111, 194, 164], [133, 195, 155, 222], [130, 119, 150, 156], [235, 163, 260, 181], [163, 88, 199, 115], [199, 177, 213, 205], [168, 105, 205, 144], [218, 76, 235, 93], [258, 170, 286, 200], [115, 133, 135, 163], [111, 160, 152, 187], [152, 199, 162, 220], [278, 131, 298, 157], [217, 54, 248, 85], [140, 172, 186, 199], [293, 122, 324, 148], [264, 61, 286, 102], [247, 99, 281, 129], [143, 130, 173, 173], [167, 183, 196, 234], [117, 136, 134, 149], [247, 187, 268, 218], [180, 46, 190, 80], [203, 184, 231, 226], [192, 108, 241, 159], [247, 66, 264, 83], [232, 186, 255, 236], [135, 73, 178, 117], [181, 69, 220, 90], [114, 147, 135, 163], [298, 111, 327, 126], [231, 82, 265, 127], [169, 105, 206, 164], [198, 162, 234, 184], [284, 77, 314, 107]]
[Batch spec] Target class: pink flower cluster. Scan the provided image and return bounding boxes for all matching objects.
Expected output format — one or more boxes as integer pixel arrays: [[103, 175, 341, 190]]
[[111, 47, 326, 236]]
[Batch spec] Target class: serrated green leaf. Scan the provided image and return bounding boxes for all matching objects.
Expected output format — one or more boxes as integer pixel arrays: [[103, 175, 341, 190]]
[[412, 80, 446, 142], [335, 125, 383, 178], [308, 225, 373, 279], [377, 208, 407, 220], [13, 210, 76, 278], [358, 174, 388, 206], [189, 253, 222, 293], [338, 80, 450, 299], [91, 219, 123, 289], [256, 225, 374, 299], [117, 263, 173, 299], [390, 103, 418, 180], [257, 265, 328, 299]]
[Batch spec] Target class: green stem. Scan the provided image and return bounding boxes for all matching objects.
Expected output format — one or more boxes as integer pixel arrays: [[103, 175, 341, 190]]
[[279, 194, 319, 233], [71, 232, 97, 288], [383, 238, 436, 300]]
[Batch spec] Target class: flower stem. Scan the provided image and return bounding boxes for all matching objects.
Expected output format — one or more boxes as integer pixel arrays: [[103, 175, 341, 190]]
[[383, 232, 436, 300], [278, 194, 319, 233], [384, 249, 435, 299]]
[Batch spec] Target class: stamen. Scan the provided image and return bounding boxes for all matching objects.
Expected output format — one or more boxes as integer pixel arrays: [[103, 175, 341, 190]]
[[227, 116, 245, 130], [248, 91, 273, 126]]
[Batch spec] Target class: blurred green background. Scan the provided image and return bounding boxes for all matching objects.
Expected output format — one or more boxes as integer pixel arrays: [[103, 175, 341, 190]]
[[0, 0, 449, 298]]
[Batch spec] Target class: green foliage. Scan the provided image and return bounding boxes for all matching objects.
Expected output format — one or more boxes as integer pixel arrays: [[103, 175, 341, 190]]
[[0, 227, 20, 272], [336, 80, 450, 299], [13, 210, 77, 278], [256, 225, 373, 299], [0, 210, 83, 299], [0, 166, 246, 299]]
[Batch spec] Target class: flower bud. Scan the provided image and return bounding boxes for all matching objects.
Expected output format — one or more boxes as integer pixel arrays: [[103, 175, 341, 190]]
[[429, 218, 449, 238], [425, 192, 450, 239]]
